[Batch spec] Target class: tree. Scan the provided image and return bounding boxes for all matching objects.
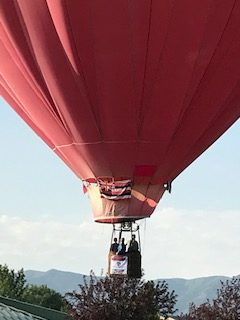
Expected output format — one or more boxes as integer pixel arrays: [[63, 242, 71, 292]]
[[66, 272, 177, 320], [176, 302, 216, 320], [0, 264, 26, 299], [0, 264, 66, 311], [22, 284, 66, 311], [213, 277, 240, 320], [177, 277, 240, 320], [175, 313, 189, 320]]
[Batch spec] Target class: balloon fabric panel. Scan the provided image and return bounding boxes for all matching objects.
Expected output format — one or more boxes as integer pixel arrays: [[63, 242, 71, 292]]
[[1, 0, 239, 223]]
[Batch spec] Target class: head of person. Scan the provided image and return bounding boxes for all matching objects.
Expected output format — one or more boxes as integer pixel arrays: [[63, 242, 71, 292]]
[[132, 234, 136, 240], [114, 237, 117, 243]]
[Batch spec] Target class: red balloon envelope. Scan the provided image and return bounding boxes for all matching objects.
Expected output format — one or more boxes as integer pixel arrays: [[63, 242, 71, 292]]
[[1, 1, 240, 223]]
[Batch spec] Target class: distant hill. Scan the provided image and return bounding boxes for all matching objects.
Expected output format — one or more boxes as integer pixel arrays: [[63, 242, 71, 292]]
[[156, 276, 229, 314], [25, 269, 230, 314], [25, 269, 86, 294]]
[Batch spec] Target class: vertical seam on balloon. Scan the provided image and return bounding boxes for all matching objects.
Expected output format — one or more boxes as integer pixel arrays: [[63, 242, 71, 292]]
[[138, 0, 175, 141], [62, 0, 103, 139], [140, 183, 152, 219], [45, 1, 101, 180], [42, 1, 77, 135], [136, 1, 175, 186], [170, 105, 240, 183], [45, 2, 101, 145], [127, 0, 137, 125], [12, 1, 71, 136], [14, 2, 66, 130], [45, 1, 100, 140], [137, 0, 153, 139], [89, 3, 113, 178], [88, 3, 104, 141], [9, 1, 97, 180], [168, 82, 240, 182], [127, 0, 141, 184], [54, 146, 95, 179], [163, 0, 213, 156], [164, 0, 238, 153], [138, 0, 175, 186], [151, 0, 238, 184], [0, 79, 55, 149]]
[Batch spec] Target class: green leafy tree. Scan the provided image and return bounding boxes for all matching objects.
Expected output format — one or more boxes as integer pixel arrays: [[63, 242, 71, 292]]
[[66, 271, 177, 320], [0, 264, 66, 311], [22, 284, 66, 311], [0, 264, 26, 299]]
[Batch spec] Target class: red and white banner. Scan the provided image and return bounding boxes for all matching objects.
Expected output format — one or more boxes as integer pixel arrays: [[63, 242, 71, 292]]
[[110, 255, 128, 275], [98, 179, 132, 200]]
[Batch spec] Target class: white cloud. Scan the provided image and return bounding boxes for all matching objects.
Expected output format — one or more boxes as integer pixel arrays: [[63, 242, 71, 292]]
[[143, 208, 240, 279], [0, 208, 239, 280]]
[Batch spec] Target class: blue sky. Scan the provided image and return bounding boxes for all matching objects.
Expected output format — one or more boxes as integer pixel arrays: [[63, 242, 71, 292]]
[[0, 97, 239, 279]]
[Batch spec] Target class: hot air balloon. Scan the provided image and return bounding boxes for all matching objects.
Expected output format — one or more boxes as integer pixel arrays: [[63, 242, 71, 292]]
[[1, 0, 240, 277]]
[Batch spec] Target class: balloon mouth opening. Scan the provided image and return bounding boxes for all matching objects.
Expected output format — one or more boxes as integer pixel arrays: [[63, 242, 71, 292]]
[[95, 216, 149, 224]]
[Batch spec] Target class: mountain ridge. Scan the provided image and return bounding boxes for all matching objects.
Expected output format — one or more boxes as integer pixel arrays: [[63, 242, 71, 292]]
[[25, 269, 231, 314]]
